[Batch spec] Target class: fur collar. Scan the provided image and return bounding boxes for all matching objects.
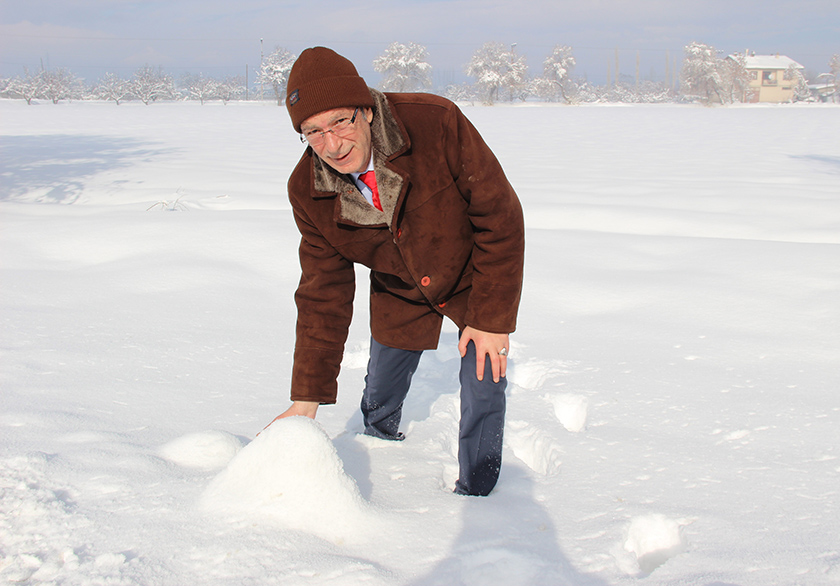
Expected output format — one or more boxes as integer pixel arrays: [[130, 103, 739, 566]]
[[311, 89, 408, 227]]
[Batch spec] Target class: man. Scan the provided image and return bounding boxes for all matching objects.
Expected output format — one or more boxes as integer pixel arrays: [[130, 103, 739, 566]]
[[270, 47, 524, 496]]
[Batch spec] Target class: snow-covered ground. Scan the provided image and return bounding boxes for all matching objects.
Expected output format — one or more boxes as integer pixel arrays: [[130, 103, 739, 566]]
[[1, 99, 839, 586]]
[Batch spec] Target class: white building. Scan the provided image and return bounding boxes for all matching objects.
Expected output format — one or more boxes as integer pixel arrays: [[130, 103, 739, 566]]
[[731, 53, 805, 103]]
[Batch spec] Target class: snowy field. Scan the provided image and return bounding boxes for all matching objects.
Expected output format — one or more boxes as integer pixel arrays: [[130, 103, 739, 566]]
[[1, 98, 839, 586]]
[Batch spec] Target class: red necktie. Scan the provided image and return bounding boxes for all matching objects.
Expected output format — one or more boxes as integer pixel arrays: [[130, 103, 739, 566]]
[[359, 171, 383, 211]]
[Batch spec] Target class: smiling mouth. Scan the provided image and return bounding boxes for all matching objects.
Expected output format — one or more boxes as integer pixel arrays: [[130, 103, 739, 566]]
[[331, 151, 352, 164]]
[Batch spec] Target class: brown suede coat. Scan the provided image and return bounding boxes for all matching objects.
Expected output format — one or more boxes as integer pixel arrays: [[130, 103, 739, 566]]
[[288, 89, 524, 404]]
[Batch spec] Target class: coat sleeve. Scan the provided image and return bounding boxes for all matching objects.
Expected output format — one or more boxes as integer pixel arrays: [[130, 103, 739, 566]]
[[444, 104, 525, 334], [288, 188, 356, 404]]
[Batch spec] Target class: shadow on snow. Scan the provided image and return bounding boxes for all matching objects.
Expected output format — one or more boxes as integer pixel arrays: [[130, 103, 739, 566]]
[[0, 134, 175, 204]]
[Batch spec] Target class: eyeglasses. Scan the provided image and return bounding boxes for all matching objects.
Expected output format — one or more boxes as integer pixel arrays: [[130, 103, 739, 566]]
[[300, 108, 360, 146]]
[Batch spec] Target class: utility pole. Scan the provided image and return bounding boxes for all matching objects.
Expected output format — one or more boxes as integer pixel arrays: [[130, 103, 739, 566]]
[[636, 50, 640, 93], [674, 55, 678, 90], [614, 48, 620, 87]]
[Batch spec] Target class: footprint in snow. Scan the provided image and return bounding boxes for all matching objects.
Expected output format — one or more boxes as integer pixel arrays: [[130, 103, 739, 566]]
[[341, 340, 371, 369], [613, 514, 687, 576], [506, 420, 563, 476], [506, 357, 566, 391], [544, 393, 589, 433]]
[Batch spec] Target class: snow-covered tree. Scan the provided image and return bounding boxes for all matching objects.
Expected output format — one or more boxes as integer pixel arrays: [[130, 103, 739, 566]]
[[466, 42, 528, 105], [0, 76, 12, 98], [40, 68, 84, 103], [784, 64, 810, 102], [95, 72, 132, 105], [258, 47, 296, 105], [373, 42, 432, 92], [7, 68, 47, 105], [131, 65, 174, 105], [216, 76, 246, 104], [574, 79, 673, 104], [535, 44, 576, 103], [680, 42, 724, 104], [829, 54, 840, 103], [442, 82, 479, 104], [183, 73, 219, 104], [528, 77, 554, 102], [721, 52, 751, 103]]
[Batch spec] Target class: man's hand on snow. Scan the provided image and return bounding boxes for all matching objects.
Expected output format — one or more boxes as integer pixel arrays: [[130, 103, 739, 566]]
[[264, 400, 319, 431]]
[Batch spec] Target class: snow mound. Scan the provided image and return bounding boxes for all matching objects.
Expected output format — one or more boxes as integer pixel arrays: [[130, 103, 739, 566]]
[[545, 393, 589, 432], [199, 417, 377, 543], [617, 514, 687, 575], [159, 430, 244, 470]]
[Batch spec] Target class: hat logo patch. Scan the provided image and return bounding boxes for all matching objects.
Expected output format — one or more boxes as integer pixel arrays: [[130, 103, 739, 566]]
[[289, 89, 300, 106]]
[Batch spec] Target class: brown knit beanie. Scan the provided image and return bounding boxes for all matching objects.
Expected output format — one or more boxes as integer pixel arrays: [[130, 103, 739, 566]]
[[286, 47, 375, 132]]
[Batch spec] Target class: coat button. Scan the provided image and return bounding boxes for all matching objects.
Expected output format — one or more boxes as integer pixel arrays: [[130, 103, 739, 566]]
[[438, 301, 446, 308], [420, 276, 431, 287], [396, 228, 402, 238]]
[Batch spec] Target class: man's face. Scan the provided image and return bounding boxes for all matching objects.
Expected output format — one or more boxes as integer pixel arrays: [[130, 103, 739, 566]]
[[300, 107, 374, 175]]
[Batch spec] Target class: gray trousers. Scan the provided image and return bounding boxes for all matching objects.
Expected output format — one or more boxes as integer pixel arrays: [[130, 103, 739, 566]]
[[361, 336, 507, 496]]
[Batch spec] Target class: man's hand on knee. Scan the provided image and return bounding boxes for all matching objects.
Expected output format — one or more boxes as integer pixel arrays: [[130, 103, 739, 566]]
[[458, 326, 509, 383]]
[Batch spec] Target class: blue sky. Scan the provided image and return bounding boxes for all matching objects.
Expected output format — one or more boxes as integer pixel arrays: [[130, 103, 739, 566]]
[[1, 0, 837, 85]]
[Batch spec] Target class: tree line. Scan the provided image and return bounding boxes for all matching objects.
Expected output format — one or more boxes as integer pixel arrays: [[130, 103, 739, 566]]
[[2, 42, 838, 105]]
